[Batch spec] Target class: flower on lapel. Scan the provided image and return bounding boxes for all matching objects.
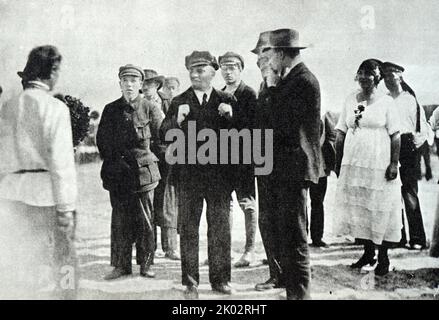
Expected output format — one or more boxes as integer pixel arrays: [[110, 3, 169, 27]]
[[354, 104, 365, 131]]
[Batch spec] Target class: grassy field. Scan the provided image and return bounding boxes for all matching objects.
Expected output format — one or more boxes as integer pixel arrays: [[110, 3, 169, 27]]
[[74, 156, 439, 300]]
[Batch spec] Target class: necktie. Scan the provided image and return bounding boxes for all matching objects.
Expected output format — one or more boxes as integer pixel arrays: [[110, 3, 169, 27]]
[[202, 93, 208, 107]]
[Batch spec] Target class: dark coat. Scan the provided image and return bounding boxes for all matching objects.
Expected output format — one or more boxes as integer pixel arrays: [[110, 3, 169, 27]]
[[256, 62, 323, 184], [222, 81, 257, 184], [158, 91, 171, 115], [160, 86, 239, 192], [97, 95, 164, 193], [222, 81, 257, 129], [320, 111, 339, 176]]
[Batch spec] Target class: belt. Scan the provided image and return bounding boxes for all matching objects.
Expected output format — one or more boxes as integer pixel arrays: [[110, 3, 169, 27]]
[[13, 169, 48, 174]]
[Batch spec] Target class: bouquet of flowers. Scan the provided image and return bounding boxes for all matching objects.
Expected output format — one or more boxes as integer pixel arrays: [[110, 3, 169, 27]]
[[55, 94, 91, 147]]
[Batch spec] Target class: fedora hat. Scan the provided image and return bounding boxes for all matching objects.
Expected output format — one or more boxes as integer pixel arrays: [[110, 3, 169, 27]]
[[143, 69, 165, 89], [251, 28, 307, 54]]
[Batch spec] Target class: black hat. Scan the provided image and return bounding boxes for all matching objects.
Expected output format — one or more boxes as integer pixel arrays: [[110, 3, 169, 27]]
[[143, 69, 165, 90], [185, 51, 219, 70], [382, 62, 405, 73], [251, 28, 307, 54]]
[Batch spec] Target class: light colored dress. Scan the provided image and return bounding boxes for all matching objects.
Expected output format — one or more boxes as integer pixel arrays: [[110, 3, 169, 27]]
[[334, 91, 402, 245]]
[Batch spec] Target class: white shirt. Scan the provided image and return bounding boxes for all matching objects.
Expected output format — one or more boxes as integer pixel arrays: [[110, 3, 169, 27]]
[[0, 81, 77, 211], [392, 91, 429, 148], [429, 107, 439, 131], [193, 87, 213, 105]]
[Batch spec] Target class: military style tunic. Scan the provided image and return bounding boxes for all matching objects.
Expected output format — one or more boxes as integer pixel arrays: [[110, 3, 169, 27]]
[[97, 95, 164, 269]]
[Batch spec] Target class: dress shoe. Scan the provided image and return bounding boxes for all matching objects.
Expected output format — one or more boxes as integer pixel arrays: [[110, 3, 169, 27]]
[[255, 277, 284, 291], [165, 250, 181, 260], [140, 263, 156, 278], [350, 255, 376, 269], [234, 252, 253, 268], [311, 240, 329, 248], [374, 261, 390, 276], [211, 283, 234, 295], [104, 267, 132, 280], [184, 285, 199, 299]]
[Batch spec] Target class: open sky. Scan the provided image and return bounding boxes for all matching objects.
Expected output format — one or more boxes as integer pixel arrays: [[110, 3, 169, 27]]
[[1, 0, 439, 112]]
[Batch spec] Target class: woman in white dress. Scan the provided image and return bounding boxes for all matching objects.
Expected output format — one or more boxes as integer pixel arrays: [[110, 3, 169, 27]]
[[334, 59, 402, 276]]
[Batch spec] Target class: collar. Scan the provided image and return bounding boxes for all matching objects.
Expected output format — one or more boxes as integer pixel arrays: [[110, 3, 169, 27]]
[[26, 81, 50, 91], [222, 81, 243, 95], [281, 58, 303, 79], [122, 94, 142, 110], [145, 93, 162, 104], [193, 86, 213, 105]]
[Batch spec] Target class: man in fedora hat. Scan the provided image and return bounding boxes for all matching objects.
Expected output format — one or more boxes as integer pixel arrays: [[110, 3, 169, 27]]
[[142, 69, 169, 113], [218, 51, 258, 268], [141, 69, 180, 261], [0, 45, 77, 299], [97, 64, 164, 280], [252, 28, 322, 300], [160, 50, 239, 298]]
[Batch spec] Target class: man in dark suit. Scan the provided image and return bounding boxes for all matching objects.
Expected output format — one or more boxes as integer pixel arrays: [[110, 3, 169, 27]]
[[309, 111, 338, 247], [97, 65, 164, 280], [218, 51, 258, 268], [251, 28, 323, 300], [160, 51, 239, 298]]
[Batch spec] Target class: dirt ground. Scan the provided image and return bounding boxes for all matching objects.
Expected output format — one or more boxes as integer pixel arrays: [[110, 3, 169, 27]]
[[75, 156, 439, 300]]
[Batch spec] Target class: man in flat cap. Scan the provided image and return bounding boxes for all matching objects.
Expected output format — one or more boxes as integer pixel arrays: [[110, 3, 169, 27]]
[[252, 28, 322, 299], [97, 64, 164, 280], [218, 51, 258, 268], [382, 62, 429, 250], [160, 51, 239, 298], [141, 69, 180, 261]]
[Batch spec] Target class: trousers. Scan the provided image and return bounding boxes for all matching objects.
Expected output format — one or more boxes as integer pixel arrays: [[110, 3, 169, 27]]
[[399, 136, 427, 247], [109, 190, 155, 269], [308, 177, 328, 242], [179, 181, 232, 286], [0, 200, 78, 299], [258, 176, 311, 300]]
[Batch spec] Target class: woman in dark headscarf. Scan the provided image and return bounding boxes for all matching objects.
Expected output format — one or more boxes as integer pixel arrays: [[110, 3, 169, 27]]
[[382, 62, 429, 250], [334, 59, 402, 276]]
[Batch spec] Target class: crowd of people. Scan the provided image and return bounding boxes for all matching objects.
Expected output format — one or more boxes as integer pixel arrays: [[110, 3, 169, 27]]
[[1, 27, 439, 300]]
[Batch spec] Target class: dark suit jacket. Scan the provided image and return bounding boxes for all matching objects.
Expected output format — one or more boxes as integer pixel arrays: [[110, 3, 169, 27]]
[[222, 81, 257, 183], [158, 91, 171, 115], [160, 87, 239, 191], [320, 111, 339, 176], [256, 62, 323, 184], [97, 95, 164, 193]]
